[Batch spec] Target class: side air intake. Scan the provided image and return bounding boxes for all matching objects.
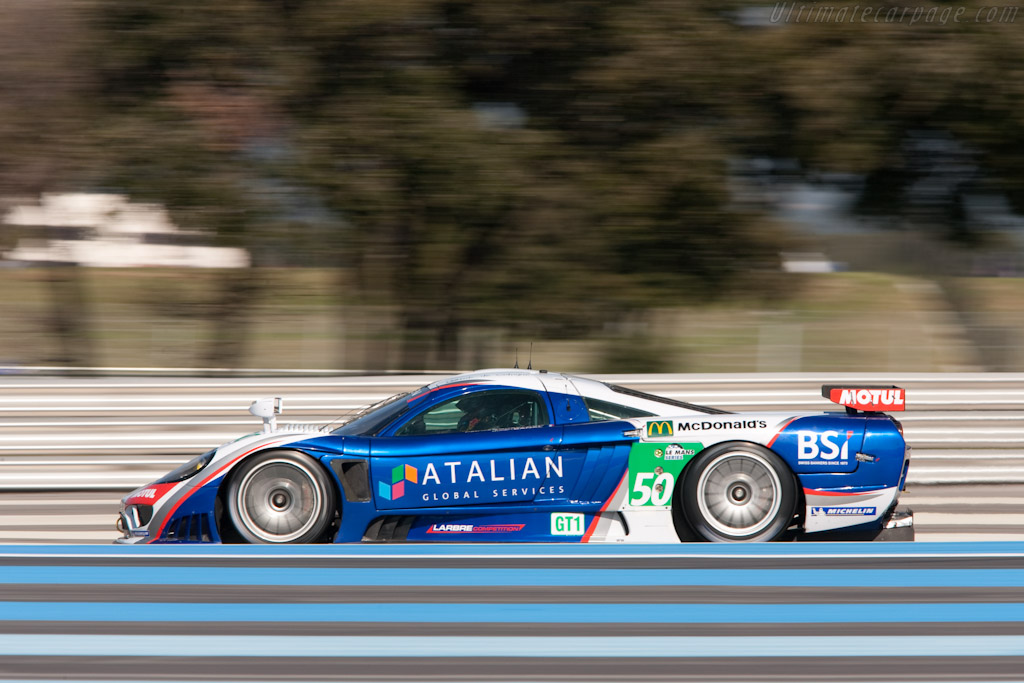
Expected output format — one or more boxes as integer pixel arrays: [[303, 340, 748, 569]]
[[328, 459, 372, 502], [362, 516, 415, 542], [164, 513, 214, 542]]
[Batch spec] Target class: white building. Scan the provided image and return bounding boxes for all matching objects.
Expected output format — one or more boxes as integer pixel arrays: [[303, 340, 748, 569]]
[[3, 193, 250, 268]]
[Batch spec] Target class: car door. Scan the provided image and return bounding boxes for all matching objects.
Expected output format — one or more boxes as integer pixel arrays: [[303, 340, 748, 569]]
[[538, 375, 634, 507], [556, 421, 635, 508], [367, 388, 582, 510]]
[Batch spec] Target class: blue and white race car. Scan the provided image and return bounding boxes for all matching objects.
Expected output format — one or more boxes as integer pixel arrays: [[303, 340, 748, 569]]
[[116, 369, 913, 544]]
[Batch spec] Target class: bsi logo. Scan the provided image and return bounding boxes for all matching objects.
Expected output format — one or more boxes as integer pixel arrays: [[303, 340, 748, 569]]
[[797, 430, 853, 461]]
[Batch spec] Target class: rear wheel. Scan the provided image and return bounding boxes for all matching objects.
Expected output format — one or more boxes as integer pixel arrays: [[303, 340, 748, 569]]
[[227, 450, 336, 543], [680, 443, 796, 542]]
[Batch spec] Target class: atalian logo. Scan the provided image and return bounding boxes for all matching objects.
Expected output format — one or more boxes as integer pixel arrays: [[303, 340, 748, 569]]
[[379, 464, 417, 501], [646, 420, 673, 437]]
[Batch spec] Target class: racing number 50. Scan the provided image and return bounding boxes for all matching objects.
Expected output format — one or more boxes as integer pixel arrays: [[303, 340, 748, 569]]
[[631, 472, 674, 506]]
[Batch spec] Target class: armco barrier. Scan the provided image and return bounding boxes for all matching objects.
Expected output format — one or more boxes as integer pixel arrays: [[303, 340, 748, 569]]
[[0, 371, 1021, 490]]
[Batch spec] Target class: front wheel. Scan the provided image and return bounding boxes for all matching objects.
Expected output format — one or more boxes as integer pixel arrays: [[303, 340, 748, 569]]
[[680, 443, 796, 542], [227, 450, 336, 543]]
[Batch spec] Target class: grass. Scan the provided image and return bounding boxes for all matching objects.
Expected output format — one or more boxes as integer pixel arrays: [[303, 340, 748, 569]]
[[0, 267, 1001, 372]]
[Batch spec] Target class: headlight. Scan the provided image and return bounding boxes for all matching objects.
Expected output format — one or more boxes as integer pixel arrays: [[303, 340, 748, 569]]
[[153, 449, 216, 484]]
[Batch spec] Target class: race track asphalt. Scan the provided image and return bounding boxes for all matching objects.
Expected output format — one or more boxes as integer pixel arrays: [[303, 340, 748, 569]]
[[0, 544, 1022, 681]]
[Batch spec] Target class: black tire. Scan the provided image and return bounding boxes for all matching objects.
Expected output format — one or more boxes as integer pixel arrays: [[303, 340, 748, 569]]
[[679, 443, 796, 542], [226, 450, 336, 544]]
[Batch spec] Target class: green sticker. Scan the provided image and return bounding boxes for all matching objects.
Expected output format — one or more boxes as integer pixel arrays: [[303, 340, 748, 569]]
[[627, 442, 703, 507], [550, 512, 585, 536]]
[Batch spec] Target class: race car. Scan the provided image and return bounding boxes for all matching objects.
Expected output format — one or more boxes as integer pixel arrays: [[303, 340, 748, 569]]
[[116, 369, 913, 544]]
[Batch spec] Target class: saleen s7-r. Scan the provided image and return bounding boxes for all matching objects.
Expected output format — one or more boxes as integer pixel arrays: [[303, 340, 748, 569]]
[[116, 369, 913, 544]]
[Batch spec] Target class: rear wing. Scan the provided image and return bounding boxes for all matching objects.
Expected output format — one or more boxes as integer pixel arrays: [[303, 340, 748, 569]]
[[822, 385, 905, 413]]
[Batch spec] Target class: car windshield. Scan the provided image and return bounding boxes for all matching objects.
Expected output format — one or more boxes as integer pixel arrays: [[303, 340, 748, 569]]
[[329, 392, 411, 436]]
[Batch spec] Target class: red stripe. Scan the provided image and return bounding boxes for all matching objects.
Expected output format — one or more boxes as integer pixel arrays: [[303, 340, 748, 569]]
[[767, 417, 799, 448], [582, 473, 627, 543], [407, 382, 480, 402], [803, 487, 875, 497], [150, 439, 287, 542]]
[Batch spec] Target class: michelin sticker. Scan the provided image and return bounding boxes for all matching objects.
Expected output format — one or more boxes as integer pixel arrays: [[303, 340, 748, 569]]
[[811, 506, 877, 517]]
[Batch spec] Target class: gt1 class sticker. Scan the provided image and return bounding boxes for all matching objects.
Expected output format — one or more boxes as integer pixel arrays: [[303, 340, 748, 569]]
[[550, 512, 585, 536], [627, 442, 703, 507]]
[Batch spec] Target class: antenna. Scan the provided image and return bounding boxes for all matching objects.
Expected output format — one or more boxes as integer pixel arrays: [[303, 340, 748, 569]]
[[514, 347, 519, 369], [527, 342, 533, 370]]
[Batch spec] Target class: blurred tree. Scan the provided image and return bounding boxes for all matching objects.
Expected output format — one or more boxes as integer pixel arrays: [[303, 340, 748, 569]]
[[78, 0, 791, 370], [0, 2, 96, 367], [86, 1, 299, 366], [0, 1, 92, 199], [284, 0, 785, 368], [726, 4, 1024, 245], [445, 1, 787, 284]]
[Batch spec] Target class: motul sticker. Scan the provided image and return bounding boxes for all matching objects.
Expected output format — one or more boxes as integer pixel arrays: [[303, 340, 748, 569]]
[[824, 386, 905, 412], [125, 482, 176, 505]]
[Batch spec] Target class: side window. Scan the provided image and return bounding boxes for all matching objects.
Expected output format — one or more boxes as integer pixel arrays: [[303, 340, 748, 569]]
[[583, 397, 655, 422], [395, 390, 550, 436]]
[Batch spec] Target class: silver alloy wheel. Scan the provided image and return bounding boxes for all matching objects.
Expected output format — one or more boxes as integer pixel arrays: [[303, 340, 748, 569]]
[[695, 450, 782, 537], [234, 457, 324, 543]]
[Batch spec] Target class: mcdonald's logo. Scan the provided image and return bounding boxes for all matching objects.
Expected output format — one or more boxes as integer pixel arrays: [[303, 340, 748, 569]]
[[646, 420, 673, 437]]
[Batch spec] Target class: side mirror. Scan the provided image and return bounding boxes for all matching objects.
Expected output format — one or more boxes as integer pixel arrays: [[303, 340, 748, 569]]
[[249, 397, 283, 433]]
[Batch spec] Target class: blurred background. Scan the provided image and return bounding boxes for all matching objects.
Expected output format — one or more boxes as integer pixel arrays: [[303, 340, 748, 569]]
[[3, 0, 1024, 374]]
